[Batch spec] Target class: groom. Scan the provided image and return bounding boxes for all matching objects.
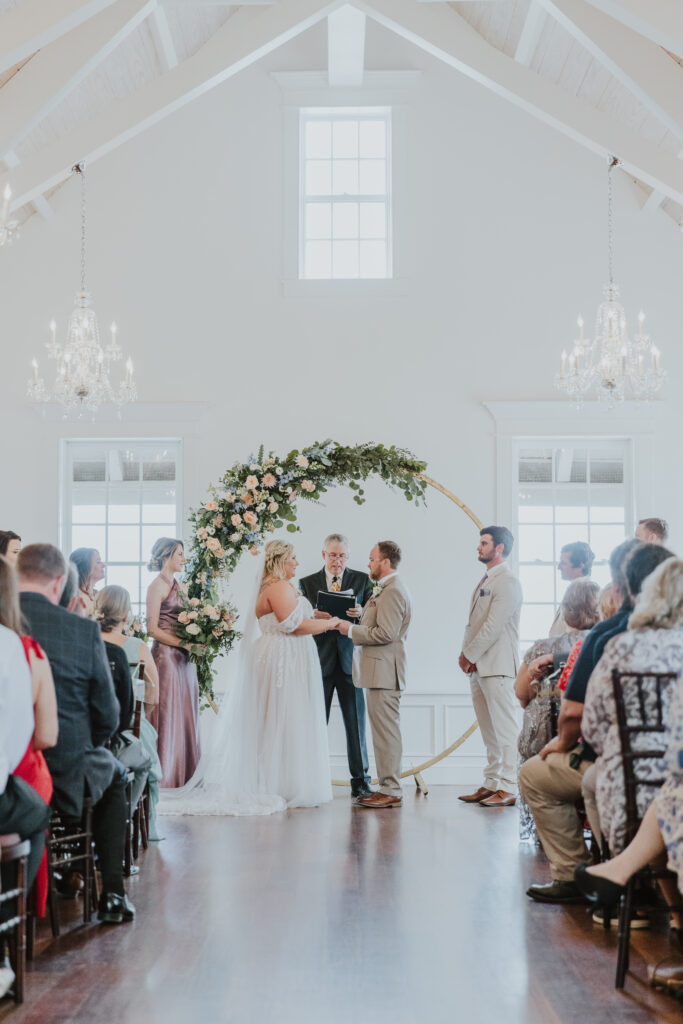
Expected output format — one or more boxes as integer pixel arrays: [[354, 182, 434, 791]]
[[337, 541, 411, 809], [299, 534, 373, 797]]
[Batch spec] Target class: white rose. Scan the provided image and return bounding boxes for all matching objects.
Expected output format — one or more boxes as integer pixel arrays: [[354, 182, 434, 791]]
[[186, 623, 201, 636]]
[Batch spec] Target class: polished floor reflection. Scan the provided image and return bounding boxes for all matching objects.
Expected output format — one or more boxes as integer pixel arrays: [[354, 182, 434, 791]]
[[1, 787, 681, 1024]]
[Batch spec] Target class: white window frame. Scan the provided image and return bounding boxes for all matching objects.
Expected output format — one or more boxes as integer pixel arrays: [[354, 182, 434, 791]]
[[60, 438, 183, 616], [274, 70, 419, 297], [298, 106, 393, 281]]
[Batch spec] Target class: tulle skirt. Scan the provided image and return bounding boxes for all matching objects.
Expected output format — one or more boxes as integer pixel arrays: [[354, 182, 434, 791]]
[[159, 630, 332, 816]]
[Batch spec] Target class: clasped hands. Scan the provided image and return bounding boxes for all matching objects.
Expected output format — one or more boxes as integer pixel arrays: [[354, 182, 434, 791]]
[[314, 606, 361, 637]]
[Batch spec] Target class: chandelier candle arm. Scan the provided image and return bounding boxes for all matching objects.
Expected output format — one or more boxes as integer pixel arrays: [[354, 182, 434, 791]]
[[0, 182, 19, 247], [27, 163, 137, 415]]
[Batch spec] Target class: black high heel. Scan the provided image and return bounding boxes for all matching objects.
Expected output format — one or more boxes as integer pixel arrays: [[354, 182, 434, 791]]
[[574, 863, 626, 908]]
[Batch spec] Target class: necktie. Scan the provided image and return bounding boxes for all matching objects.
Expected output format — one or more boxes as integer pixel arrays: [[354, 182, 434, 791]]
[[476, 573, 488, 596], [330, 576, 341, 593]]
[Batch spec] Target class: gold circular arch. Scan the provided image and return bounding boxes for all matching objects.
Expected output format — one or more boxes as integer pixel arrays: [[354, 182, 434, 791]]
[[332, 473, 482, 788]]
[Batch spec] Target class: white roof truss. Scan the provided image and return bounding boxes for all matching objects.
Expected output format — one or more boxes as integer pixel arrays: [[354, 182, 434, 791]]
[[327, 4, 366, 87], [582, 0, 683, 59], [0, 0, 122, 77]]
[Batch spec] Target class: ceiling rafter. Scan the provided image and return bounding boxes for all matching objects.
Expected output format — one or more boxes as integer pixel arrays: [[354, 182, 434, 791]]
[[0, 0, 342, 213], [514, 2, 547, 67], [0, 0, 158, 165], [581, 0, 683, 59], [0, 0, 122, 77], [353, 0, 683, 205]]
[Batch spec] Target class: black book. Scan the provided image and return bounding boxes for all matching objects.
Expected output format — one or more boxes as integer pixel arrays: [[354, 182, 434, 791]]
[[316, 590, 358, 617]]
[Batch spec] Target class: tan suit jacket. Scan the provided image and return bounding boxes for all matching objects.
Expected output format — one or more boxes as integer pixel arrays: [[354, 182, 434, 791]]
[[351, 575, 411, 690], [462, 562, 522, 678]]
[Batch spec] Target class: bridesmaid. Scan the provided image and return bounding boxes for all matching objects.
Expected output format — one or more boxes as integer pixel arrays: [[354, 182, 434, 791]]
[[146, 538, 202, 788], [70, 547, 106, 618]]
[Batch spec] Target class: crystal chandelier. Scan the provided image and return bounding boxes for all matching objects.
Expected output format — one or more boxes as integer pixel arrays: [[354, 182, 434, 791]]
[[28, 163, 137, 415], [1, 184, 19, 246], [555, 156, 664, 405]]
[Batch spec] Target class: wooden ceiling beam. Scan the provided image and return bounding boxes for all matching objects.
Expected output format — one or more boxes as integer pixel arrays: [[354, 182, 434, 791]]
[[0, 0, 157, 164], [355, 0, 683, 204], [0, 0, 121, 77]]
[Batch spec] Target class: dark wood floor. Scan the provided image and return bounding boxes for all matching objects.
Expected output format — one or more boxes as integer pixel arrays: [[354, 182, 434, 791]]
[[2, 786, 682, 1024]]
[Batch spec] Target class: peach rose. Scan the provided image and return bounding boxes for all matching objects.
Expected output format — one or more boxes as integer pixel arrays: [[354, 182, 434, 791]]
[[206, 537, 222, 554], [245, 475, 259, 491], [188, 611, 199, 621], [196, 527, 209, 541], [178, 610, 191, 625], [205, 500, 219, 512], [189, 598, 201, 607], [262, 473, 277, 488], [268, 501, 279, 513], [243, 511, 258, 526], [212, 514, 224, 528], [202, 605, 220, 620], [231, 514, 242, 528], [301, 480, 315, 493], [295, 454, 309, 468], [242, 493, 254, 506]]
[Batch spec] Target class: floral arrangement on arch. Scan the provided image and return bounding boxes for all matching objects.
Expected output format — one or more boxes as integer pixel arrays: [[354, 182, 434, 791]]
[[184, 441, 427, 708]]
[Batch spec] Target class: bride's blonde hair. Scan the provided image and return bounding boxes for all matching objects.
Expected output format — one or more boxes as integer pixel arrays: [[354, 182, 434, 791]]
[[262, 540, 294, 585]]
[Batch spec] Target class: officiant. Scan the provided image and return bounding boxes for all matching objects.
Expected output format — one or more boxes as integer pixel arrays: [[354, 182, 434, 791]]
[[300, 534, 373, 797]]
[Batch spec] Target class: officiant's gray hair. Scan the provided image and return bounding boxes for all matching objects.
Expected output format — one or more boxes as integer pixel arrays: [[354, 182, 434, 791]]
[[324, 533, 349, 549]]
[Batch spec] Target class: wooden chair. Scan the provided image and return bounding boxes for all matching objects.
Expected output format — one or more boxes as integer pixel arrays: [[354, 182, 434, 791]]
[[610, 668, 681, 989], [131, 698, 149, 860], [0, 835, 30, 1004], [46, 798, 97, 937]]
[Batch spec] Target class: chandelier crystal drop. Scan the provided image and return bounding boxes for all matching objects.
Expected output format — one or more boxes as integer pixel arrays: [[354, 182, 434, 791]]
[[555, 156, 664, 406], [27, 163, 137, 415], [0, 184, 19, 246]]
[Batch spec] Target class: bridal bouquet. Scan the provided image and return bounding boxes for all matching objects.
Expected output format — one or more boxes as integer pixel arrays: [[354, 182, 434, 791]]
[[176, 596, 241, 709], [122, 614, 149, 643]]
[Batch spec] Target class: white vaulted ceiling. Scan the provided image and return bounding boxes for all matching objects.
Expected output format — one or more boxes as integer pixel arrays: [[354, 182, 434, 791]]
[[1, 0, 683, 226]]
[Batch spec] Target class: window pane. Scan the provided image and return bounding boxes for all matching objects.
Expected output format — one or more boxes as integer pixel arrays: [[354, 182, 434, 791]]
[[518, 525, 554, 562], [590, 524, 627, 559], [142, 526, 174, 564], [109, 504, 140, 524], [73, 460, 105, 483], [106, 564, 141, 606], [359, 240, 386, 278], [521, 605, 554, 644], [359, 159, 385, 195], [359, 202, 386, 238], [108, 525, 140, 563], [142, 459, 175, 482], [332, 202, 358, 239], [305, 120, 331, 159], [555, 448, 587, 483], [589, 504, 624, 523], [590, 452, 624, 483], [555, 524, 589, 551], [519, 450, 553, 483], [71, 525, 106, 552], [72, 503, 106, 524], [519, 565, 555, 603], [332, 240, 359, 279], [332, 160, 359, 196], [305, 160, 332, 196], [359, 120, 386, 158], [305, 241, 331, 279], [305, 202, 331, 240], [332, 120, 358, 158], [142, 503, 176, 525], [555, 506, 588, 524], [517, 503, 553, 524]]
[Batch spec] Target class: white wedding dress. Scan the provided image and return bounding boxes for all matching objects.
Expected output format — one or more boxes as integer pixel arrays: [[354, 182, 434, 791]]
[[159, 594, 332, 816]]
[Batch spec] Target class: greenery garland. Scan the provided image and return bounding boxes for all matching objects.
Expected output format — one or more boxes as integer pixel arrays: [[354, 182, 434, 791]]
[[182, 441, 428, 707]]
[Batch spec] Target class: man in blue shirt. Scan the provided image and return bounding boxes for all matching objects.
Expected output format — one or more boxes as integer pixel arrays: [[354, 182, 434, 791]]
[[522, 538, 673, 904]]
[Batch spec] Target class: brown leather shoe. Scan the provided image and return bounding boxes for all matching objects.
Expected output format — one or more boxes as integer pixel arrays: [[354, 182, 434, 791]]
[[479, 790, 516, 807], [458, 786, 495, 804], [357, 792, 402, 809]]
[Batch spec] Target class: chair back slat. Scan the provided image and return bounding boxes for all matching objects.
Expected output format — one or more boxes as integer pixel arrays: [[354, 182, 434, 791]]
[[611, 669, 678, 846]]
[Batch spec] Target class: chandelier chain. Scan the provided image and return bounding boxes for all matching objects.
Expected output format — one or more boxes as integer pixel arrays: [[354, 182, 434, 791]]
[[607, 155, 618, 289], [77, 163, 87, 294]]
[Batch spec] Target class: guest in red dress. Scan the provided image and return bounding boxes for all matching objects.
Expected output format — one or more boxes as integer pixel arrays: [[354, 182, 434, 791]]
[[0, 556, 58, 916]]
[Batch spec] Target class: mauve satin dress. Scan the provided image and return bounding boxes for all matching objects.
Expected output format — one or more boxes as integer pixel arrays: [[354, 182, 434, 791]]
[[150, 575, 201, 788]]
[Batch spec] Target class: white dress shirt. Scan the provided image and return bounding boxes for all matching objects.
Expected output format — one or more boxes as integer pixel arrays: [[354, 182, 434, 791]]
[[0, 625, 34, 795]]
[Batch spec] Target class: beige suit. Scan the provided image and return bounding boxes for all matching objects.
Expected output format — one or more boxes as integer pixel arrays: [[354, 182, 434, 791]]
[[462, 561, 522, 793], [352, 575, 411, 796]]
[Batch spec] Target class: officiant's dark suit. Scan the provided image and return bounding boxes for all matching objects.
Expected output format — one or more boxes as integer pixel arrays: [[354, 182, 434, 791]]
[[299, 567, 373, 795]]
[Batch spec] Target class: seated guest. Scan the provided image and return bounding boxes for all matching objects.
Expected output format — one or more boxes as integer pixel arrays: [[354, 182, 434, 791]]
[[17, 544, 135, 925], [636, 517, 669, 545], [550, 542, 596, 636], [583, 557, 683, 855], [96, 586, 162, 838], [520, 539, 672, 904], [0, 622, 50, 998], [0, 557, 57, 918], [516, 579, 600, 839], [0, 531, 21, 566], [58, 560, 80, 613], [575, 669, 683, 949], [70, 547, 106, 618]]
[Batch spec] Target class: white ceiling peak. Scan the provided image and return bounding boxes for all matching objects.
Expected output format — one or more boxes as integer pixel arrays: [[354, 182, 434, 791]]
[[327, 5, 366, 86]]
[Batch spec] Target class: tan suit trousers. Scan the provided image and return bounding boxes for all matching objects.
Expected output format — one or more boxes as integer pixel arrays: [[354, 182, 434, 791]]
[[518, 748, 592, 881], [366, 687, 402, 797]]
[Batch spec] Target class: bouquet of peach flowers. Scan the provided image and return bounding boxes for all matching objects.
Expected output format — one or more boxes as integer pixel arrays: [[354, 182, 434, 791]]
[[176, 596, 240, 709]]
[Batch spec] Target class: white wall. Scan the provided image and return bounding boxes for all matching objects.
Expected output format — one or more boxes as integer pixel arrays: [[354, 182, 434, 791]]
[[2, 22, 682, 781]]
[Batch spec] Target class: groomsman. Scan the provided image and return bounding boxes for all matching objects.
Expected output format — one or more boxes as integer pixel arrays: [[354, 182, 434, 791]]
[[338, 541, 411, 809], [459, 526, 522, 808], [300, 534, 373, 797]]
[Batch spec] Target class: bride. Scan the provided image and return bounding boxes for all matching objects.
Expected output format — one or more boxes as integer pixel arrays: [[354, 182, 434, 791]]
[[159, 540, 340, 815]]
